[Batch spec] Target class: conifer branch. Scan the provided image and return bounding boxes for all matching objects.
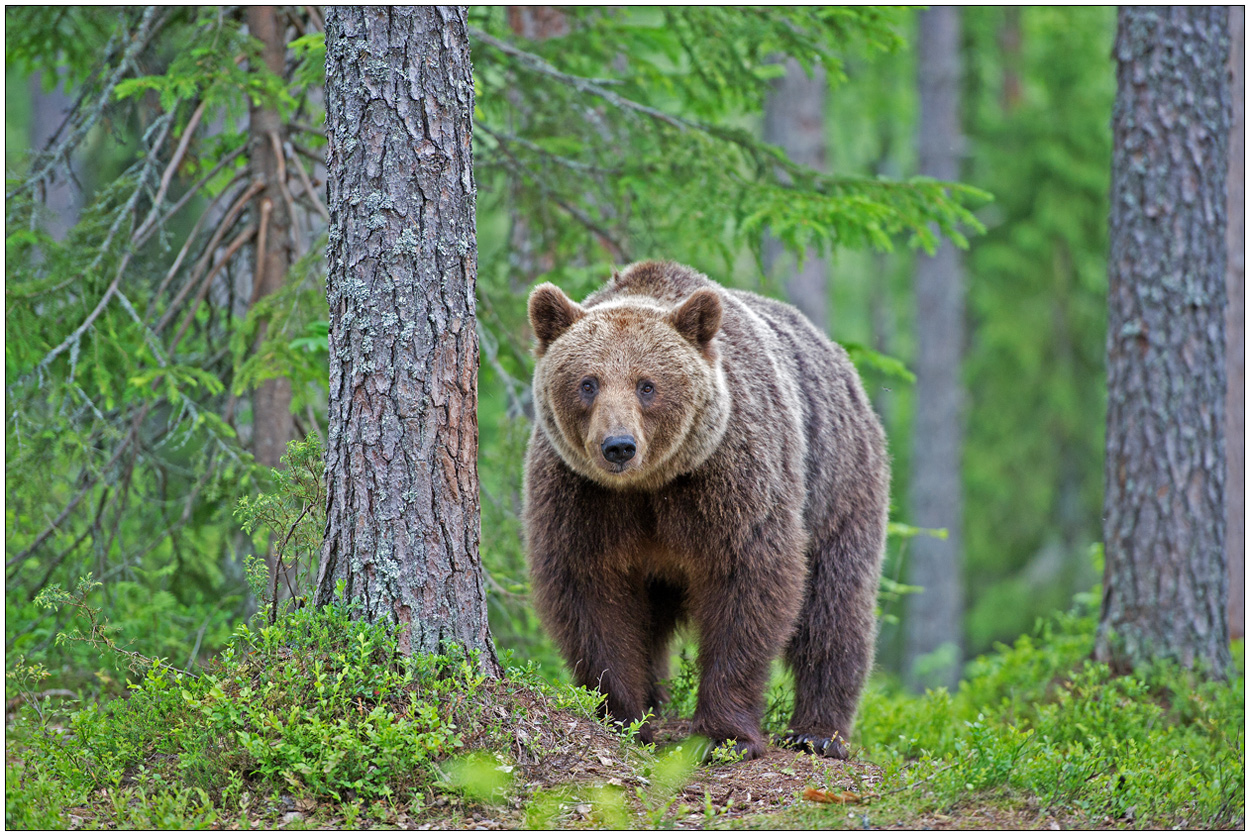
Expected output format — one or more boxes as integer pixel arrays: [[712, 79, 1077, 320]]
[[480, 121, 630, 261], [6, 429, 136, 570], [468, 27, 696, 133], [132, 98, 210, 244], [169, 223, 258, 354], [477, 125, 624, 176], [286, 140, 329, 221], [147, 168, 250, 313], [153, 180, 265, 336], [7, 6, 168, 201], [19, 109, 177, 391]]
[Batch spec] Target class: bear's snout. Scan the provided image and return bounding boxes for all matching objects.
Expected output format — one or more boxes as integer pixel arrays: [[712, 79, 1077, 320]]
[[601, 434, 637, 465]]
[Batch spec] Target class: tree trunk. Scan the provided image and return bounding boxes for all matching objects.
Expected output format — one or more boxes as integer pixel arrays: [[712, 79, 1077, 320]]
[[1094, 6, 1231, 678], [904, 6, 965, 693], [315, 6, 500, 673], [1226, 6, 1245, 643], [248, 6, 295, 473], [504, 6, 565, 295], [28, 73, 79, 240], [762, 57, 830, 333], [247, 6, 297, 596], [506, 5, 569, 40], [998, 7, 1023, 113]]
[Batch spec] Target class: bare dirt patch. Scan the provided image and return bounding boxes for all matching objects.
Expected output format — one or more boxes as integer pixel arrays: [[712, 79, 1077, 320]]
[[412, 708, 886, 830], [655, 719, 884, 829]]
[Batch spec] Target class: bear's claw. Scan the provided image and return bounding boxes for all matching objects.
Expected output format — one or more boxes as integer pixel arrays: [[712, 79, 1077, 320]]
[[777, 732, 849, 759]]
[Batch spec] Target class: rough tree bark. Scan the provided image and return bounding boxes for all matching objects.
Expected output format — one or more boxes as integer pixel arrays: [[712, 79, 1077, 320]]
[[248, 6, 295, 474], [314, 6, 500, 673], [1226, 6, 1245, 642], [1094, 6, 1231, 678], [904, 6, 966, 693], [763, 57, 830, 334]]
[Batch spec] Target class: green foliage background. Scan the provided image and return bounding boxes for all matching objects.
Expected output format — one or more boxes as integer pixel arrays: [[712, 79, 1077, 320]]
[[8, 6, 1112, 690], [7, 8, 1241, 830]]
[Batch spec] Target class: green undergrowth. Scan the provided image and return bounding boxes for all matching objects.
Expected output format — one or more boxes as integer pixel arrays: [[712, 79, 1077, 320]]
[[7, 588, 1243, 830], [4, 593, 615, 830], [773, 601, 1245, 830]]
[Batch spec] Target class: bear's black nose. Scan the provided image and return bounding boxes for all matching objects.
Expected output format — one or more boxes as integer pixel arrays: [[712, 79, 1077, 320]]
[[602, 435, 637, 464]]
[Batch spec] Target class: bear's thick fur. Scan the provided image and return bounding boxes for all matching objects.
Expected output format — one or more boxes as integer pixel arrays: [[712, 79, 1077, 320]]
[[523, 261, 889, 759]]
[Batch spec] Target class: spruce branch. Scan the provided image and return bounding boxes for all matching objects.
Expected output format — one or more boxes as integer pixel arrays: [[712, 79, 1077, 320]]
[[479, 121, 630, 261], [7, 6, 168, 201], [469, 27, 697, 133], [153, 180, 265, 335], [19, 108, 177, 390]]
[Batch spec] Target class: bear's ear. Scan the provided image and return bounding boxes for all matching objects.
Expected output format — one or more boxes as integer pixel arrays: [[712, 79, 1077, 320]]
[[668, 289, 722, 352], [528, 283, 585, 354]]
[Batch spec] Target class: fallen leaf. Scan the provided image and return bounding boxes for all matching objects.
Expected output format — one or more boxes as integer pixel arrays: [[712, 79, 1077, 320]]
[[597, 754, 613, 766], [803, 787, 863, 804]]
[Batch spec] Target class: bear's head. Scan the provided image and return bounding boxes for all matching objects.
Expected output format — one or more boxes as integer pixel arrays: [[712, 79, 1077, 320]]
[[527, 282, 732, 490]]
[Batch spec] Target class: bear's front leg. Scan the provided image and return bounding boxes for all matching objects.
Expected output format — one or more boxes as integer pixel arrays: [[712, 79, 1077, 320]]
[[685, 519, 806, 760], [525, 442, 659, 738], [530, 557, 657, 741]]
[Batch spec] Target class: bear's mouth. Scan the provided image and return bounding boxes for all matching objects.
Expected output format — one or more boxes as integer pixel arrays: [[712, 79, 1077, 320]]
[[593, 455, 643, 477]]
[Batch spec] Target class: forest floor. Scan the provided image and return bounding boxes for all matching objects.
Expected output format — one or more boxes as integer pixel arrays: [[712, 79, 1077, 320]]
[[8, 688, 999, 831], [335, 713, 1082, 832], [9, 606, 1240, 831], [7, 683, 1181, 831]]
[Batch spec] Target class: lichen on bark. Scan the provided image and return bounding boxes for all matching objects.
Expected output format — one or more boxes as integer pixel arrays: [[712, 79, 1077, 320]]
[[315, 6, 499, 674]]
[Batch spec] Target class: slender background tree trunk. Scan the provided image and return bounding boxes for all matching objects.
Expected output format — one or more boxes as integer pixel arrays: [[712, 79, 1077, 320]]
[[1226, 5, 1245, 643], [28, 73, 79, 240], [504, 5, 567, 296], [763, 57, 830, 334], [315, 6, 499, 672], [1095, 6, 1231, 677], [247, 6, 297, 598], [904, 5, 966, 693], [248, 5, 295, 474]]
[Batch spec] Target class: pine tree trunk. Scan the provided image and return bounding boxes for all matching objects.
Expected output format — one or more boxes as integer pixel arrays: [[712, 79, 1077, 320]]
[[1094, 6, 1231, 677], [248, 5, 295, 478], [762, 57, 830, 333], [1226, 6, 1245, 642], [904, 6, 965, 692], [315, 6, 499, 673]]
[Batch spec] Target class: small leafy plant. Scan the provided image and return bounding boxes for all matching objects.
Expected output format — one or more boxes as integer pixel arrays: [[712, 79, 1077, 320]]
[[234, 434, 326, 622]]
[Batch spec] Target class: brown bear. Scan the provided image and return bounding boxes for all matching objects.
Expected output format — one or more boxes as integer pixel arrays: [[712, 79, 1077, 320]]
[[523, 260, 889, 760]]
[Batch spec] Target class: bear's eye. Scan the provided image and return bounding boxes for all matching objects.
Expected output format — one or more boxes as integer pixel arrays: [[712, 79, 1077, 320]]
[[637, 380, 655, 400], [579, 378, 598, 398]]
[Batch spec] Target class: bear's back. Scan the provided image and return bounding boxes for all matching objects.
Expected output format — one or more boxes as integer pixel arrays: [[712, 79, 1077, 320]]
[[584, 260, 713, 308]]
